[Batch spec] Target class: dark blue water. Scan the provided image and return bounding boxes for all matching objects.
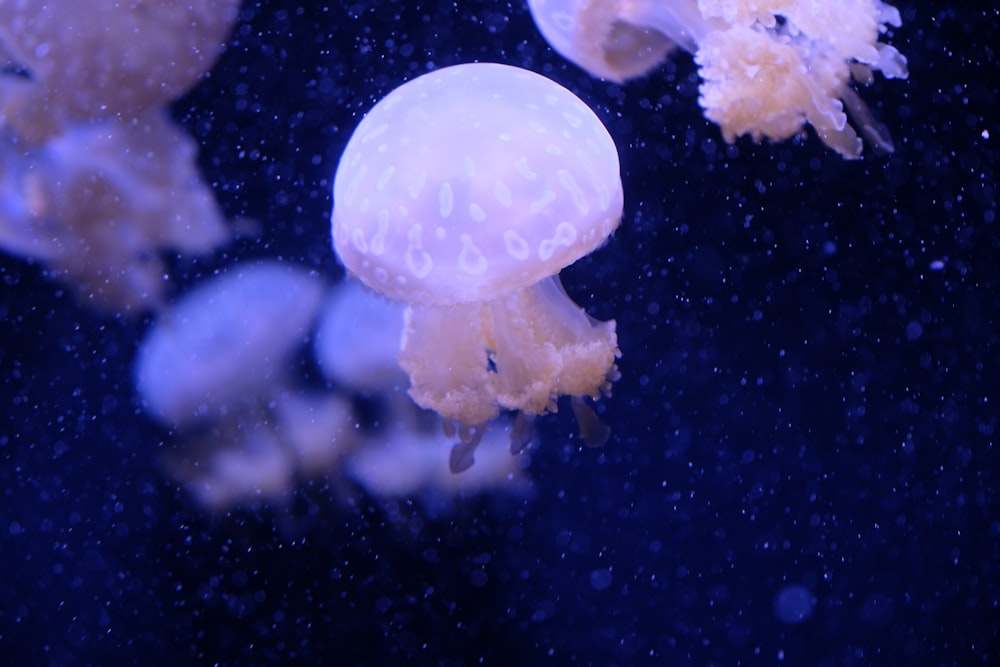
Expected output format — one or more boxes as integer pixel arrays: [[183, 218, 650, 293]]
[[2, 2, 996, 665]]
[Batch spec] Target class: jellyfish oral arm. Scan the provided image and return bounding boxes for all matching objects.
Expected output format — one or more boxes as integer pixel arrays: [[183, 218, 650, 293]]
[[399, 274, 620, 428], [399, 299, 500, 426]]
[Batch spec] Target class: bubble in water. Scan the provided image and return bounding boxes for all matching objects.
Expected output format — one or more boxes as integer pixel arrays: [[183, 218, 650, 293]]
[[589, 568, 613, 591], [773, 584, 815, 624]]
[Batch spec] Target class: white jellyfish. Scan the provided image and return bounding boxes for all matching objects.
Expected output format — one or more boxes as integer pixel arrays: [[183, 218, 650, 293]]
[[163, 387, 357, 510], [527, 0, 909, 158], [0, 1, 239, 312], [134, 262, 369, 509], [167, 419, 299, 511], [0, 0, 240, 142], [314, 280, 410, 394], [134, 262, 326, 427], [1, 110, 229, 311], [331, 63, 623, 468]]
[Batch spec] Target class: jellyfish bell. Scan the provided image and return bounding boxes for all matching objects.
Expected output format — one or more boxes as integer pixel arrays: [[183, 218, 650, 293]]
[[313, 280, 409, 394], [526, 0, 688, 82], [332, 63, 623, 307], [331, 62, 623, 468], [134, 262, 326, 428], [526, 0, 909, 158]]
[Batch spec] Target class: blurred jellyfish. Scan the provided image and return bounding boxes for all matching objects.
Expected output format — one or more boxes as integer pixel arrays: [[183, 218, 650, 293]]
[[331, 63, 623, 470], [0, 0, 240, 142], [344, 418, 532, 508], [314, 280, 409, 394], [134, 262, 371, 509], [164, 390, 357, 510], [165, 417, 299, 511], [134, 262, 326, 427], [274, 390, 357, 477], [527, 0, 909, 158], [0, 0, 239, 312], [0, 110, 229, 311]]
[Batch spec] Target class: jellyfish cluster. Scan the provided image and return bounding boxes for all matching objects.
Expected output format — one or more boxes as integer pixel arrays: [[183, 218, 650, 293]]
[[1, 1, 908, 505], [133, 265, 528, 509]]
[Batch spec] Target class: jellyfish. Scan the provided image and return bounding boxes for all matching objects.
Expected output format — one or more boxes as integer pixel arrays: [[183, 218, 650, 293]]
[[314, 280, 410, 394], [331, 63, 623, 470], [0, 110, 229, 311], [527, 0, 909, 158], [344, 418, 532, 506], [134, 262, 326, 427], [167, 418, 299, 511], [162, 388, 358, 510], [0, 0, 239, 312], [135, 262, 366, 509], [0, 0, 241, 142]]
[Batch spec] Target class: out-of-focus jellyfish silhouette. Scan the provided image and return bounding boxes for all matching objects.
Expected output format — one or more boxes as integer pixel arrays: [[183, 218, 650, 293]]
[[527, 0, 909, 158], [345, 419, 532, 509], [331, 63, 623, 471], [1, 110, 229, 310], [0, 0, 239, 312], [133, 262, 363, 508], [132, 261, 535, 509], [135, 263, 326, 427], [314, 280, 410, 395], [164, 390, 357, 510], [0, 0, 240, 141], [169, 417, 301, 510]]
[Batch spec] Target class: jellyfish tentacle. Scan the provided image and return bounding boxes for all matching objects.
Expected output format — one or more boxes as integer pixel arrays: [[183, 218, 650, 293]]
[[449, 425, 487, 474], [510, 412, 536, 455], [400, 277, 619, 436], [571, 396, 611, 448]]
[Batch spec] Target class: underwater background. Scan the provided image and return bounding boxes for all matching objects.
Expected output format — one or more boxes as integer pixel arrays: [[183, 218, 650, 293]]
[[2, 1, 997, 665]]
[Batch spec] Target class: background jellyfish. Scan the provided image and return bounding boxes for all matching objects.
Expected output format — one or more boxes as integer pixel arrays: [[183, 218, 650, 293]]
[[134, 262, 326, 427], [344, 417, 532, 510], [0, 110, 229, 310], [0, 0, 239, 312], [135, 259, 531, 508], [0, 0, 241, 142], [313, 280, 410, 395], [526, 0, 909, 157], [331, 62, 623, 470], [132, 262, 357, 507]]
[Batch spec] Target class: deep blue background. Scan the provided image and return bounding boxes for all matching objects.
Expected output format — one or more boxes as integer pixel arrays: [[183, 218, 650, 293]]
[[2, 2, 997, 665]]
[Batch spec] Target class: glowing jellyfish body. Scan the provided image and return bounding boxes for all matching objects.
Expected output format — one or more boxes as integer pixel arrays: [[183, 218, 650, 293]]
[[527, 0, 909, 158], [331, 63, 623, 464]]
